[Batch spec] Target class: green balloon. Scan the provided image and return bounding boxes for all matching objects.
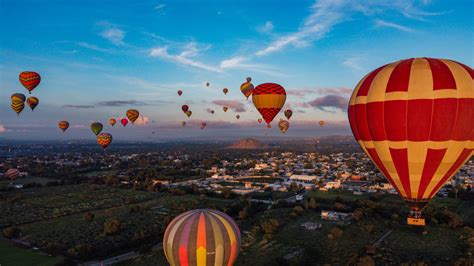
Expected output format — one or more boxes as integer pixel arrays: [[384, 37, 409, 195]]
[[91, 122, 103, 136]]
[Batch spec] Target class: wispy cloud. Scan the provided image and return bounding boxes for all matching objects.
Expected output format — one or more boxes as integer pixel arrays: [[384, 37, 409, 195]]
[[150, 43, 222, 73], [308, 94, 348, 112], [62, 104, 95, 109], [257, 21, 274, 33], [212, 100, 246, 112], [342, 56, 364, 71], [134, 116, 150, 126], [374, 19, 416, 32], [99, 23, 125, 46], [77, 42, 114, 53], [97, 100, 148, 107], [255, 0, 443, 56]]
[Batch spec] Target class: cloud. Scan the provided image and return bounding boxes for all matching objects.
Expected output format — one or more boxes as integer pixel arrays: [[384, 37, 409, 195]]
[[72, 124, 88, 129], [219, 56, 284, 76], [308, 94, 348, 112], [134, 116, 150, 126], [97, 100, 148, 107], [374, 19, 415, 32], [342, 57, 364, 71], [62, 104, 95, 109], [77, 42, 114, 53], [0, 124, 7, 133], [212, 100, 246, 112], [287, 87, 352, 97], [100, 26, 125, 46], [150, 43, 222, 73], [257, 21, 274, 33], [255, 0, 443, 56], [319, 87, 352, 95]]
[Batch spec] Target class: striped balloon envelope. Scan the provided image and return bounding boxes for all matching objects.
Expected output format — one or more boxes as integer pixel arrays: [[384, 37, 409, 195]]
[[163, 209, 241, 266], [97, 133, 113, 149], [19, 71, 41, 94], [27, 97, 39, 111], [348, 57, 473, 225], [252, 83, 286, 128], [58, 121, 70, 132], [126, 109, 139, 124], [5, 168, 20, 181]]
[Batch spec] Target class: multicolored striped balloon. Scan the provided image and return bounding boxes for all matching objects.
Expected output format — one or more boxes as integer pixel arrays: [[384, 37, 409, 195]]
[[97, 133, 113, 149], [240, 77, 254, 100], [126, 109, 139, 124], [163, 209, 241, 266], [11, 93, 26, 103], [252, 83, 286, 128], [19, 71, 41, 94], [109, 118, 116, 127], [27, 97, 39, 111], [11, 102, 25, 115], [5, 168, 20, 181], [348, 57, 473, 217], [278, 119, 289, 134]]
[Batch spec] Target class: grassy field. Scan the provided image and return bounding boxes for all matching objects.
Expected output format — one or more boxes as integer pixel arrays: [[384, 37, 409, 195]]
[[0, 176, 58, 189], [0, 240, 63, 266]]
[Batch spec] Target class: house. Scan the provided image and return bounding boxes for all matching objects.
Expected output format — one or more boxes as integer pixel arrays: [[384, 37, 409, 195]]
[[321, 210, 352, 222], [301, 222, 322, 230], [289, 174, 319, 183]]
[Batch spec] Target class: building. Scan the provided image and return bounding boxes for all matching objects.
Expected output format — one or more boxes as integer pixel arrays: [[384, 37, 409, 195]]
[[289, 174, 319, 183], [301, 222, 322, 230], [321, 210, 352, 222]]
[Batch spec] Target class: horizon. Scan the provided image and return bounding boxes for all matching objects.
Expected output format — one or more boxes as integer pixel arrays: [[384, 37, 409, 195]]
[[1, 0, 472, 141]]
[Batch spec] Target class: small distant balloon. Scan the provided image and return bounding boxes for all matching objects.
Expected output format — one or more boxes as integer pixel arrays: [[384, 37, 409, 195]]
[[223, 106, 228, 112], [121, 118, 128, 127], [182, 121, 186, 127], [185, 110, 192, 118], [319, 120, 325, 127], [109, 118, 116, 127], [97, 133, 113, 149], [91, 122, 103, 136], [223, 88, 229, 94], [177, 90, 183, 96], [126, 109, 139, 124], [182, 105, 189, 113], [19, 71, 41, 94], [278, 120, 290, 134], [5, 168, 20, 181], [206, 82, 210, 87], [27, 97, 39, 111], [284, 109, 293, 120], [236, 114, 240, 119], [240, 77, 254, 100], [201, 122, 207, 130], [58, 121, 69, 132]]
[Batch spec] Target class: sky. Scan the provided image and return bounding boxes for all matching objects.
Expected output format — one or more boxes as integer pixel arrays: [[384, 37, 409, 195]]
[[0, 0, 472, 140]]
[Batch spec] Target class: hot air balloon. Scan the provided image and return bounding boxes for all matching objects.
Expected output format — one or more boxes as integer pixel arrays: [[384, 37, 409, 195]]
[[26, 97, 39, 111], [121, 118, 128, 127], [97, 133, 113, 149], [257, 118, 263, 124], [206, 82, 210, 87], [284, 109, 293, 120], [252, 83, 286, 128], [223, 106, 228, 112], [236, 115, 240, 119], [182, 121, 186, 127], [109, 118, 116, 127], [91, 122, 103, 136], [178, 90, 183, 96], [211, 110, 215, 114], [11, 93, 26, 103], [5, 168, 20, 181], [319, 120, 325, 127], [201, 122, 207, 130], [278, 119, 290, 134], [240, 77, 254, 100], [348, 57, 473, 226], [126, 109, 139, 124], [58, 121, 70, 132], [19, 71, 41, 94], [223, 88, 229, 95], [182, 105, 189, 113], [186, 110, 192, 118], [11, 102, 25, 115], [163, 209, 241, 266]]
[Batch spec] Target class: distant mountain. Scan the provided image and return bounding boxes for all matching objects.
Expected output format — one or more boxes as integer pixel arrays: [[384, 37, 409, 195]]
[[227, 138, 269, 149]]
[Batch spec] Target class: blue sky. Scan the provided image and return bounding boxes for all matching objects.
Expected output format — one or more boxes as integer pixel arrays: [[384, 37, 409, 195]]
[[0, 0, 472, 140]]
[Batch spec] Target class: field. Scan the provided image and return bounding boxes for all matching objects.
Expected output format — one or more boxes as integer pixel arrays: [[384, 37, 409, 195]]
[[0, 186, 472, 265], [0, 240, 63, 266], [0, 176, 58, 190]]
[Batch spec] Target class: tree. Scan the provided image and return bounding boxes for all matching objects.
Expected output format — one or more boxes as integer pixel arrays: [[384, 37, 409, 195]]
[[104, 218, 121, 235], [2, 227, 19, 238], [308, 197, 318, 209], [327, 227, 343, 239], [239, 207, 248, 219], [84, 212, 94, 221]]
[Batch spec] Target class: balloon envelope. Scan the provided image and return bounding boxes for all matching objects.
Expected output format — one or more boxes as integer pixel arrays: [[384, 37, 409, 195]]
[[178, 90, 183, 96], [27, 97, 39, 111], [121, 118, 128, 127], [278, 120, 290, 134], [97, 133, 113, 149], [284, 109, 293, 120], [348, 57, 473, 219], [163, 209, 241, 266], [90, 122, 103, 136], [58, 121, 70, 132], [252, 83, 286, 128], [109, 118, 116, 127], [5, 168, 20, 181], [182, 105, 189, 113], [19, 71, 41, 94], [126, 109, 139, 124]]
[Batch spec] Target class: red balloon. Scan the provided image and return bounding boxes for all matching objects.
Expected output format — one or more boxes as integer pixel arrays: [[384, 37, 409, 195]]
[[177, 90, 183, 96], [121, 118, 128, 127], [182, 105, 189, 113]]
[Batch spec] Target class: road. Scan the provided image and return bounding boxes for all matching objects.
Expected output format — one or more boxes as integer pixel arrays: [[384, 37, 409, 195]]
[[281, 191, 308, 203], [373, 229, 392, 246]]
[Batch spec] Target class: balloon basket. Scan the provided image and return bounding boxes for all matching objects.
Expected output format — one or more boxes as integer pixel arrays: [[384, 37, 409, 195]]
[[407, 217, 426, 226]]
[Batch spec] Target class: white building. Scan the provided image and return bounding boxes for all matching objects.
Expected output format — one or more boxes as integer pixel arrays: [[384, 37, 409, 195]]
[[289, 175, 319, 183]]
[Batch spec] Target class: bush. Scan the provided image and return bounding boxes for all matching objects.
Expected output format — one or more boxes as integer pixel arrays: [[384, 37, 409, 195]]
[[84, 212, 94, 221], [261, 218, 279, 235], [104, 218, 121, 235], [2, 227, 20, 238], [327, 227, 343, 239]]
